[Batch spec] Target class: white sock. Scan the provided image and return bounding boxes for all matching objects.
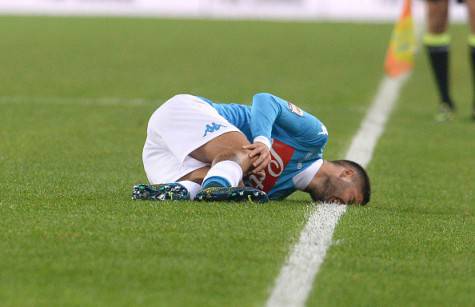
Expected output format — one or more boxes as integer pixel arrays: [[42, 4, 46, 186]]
[[177, 180, 201, 200], [202, 160, 243, 187]]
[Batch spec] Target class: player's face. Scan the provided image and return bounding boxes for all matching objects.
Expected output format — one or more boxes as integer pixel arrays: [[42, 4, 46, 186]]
[[320, 173, 364, 205], [326, 185, 363, 205], [308, 168, 364, 205]]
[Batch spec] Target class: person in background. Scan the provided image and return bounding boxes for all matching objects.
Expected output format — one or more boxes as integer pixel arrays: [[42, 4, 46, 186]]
[[424, 0, 475, 121]]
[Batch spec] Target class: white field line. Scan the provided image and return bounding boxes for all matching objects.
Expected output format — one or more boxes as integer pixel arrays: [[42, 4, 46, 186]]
[[265, 73, 411, 307], [0, 96, 161, 106]]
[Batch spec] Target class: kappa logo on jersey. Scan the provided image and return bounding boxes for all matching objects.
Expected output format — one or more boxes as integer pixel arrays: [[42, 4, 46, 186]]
[[248, 139, 295, 192], [203, 122, 227, 137], [288, 102, 304, 116]]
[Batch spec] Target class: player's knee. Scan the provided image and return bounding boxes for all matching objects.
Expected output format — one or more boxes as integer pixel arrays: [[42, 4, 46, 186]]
[[214, 148, 246, 163], [213, 148, 251, 171]]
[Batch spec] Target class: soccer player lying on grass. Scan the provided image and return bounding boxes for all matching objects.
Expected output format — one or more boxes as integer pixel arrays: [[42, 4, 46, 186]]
[[133, 93, 371, 205]]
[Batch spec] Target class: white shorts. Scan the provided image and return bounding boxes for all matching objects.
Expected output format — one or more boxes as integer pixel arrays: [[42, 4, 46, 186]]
[[142, 94, 240, 184]]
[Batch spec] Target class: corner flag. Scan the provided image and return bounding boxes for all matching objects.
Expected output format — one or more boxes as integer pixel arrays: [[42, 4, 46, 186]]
[[384, 0, 416, 77]]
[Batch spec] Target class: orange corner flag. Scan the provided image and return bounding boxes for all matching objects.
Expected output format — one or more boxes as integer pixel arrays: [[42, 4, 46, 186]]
[[384, 0, 416, 78]]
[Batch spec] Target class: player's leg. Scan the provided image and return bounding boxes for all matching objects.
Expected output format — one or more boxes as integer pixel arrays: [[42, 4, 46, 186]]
[[188, 131, 268, 202], [466, 0, 475, 119], [135, 132, 267, 202], [135, 94, 268, 202], [424, 0, 455, 120], [189, 131, 252, 188]]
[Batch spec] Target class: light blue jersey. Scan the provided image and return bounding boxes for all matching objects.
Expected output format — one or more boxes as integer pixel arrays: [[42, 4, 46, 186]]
[[198, 93, 328, 200]]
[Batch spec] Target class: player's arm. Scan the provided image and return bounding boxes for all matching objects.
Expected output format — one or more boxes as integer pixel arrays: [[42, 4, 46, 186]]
[[246, 93, 328, 172], [251, 92, 327, 146], [243, 93, 283, 174]]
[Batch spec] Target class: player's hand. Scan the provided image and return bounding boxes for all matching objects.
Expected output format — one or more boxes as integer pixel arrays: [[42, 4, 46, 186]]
[[243, 142, 271, 174]]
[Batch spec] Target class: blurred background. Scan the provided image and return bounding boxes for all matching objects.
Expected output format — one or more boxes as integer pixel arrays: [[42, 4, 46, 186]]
[[0, 0, 468, 22]]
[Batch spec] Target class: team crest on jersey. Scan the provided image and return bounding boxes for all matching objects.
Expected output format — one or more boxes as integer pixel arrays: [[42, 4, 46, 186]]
[[288, 102, 304, 116], [248, 139, 295, 192]]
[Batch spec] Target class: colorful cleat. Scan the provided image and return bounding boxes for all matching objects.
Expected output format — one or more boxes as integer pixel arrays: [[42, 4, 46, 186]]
[[195, 186, 269, 203], [132, 183, 190, 201]]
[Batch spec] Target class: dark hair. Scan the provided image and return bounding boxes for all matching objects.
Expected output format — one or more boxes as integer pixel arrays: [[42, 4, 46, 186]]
[[332, 159, 371, 205]]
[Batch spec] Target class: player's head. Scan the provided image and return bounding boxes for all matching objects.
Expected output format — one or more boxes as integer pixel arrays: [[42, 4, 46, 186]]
[[307, 159, 371, 205]]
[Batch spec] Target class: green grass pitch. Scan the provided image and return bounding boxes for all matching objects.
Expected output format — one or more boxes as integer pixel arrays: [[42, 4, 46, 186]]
[[0, 16, 474, 306]]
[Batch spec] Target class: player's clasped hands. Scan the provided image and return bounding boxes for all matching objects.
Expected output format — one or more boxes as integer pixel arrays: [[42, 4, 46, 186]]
[[243, 142, 271, 175]]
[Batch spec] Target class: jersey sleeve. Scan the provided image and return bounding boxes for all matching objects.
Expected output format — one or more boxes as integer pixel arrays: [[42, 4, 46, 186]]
[[250, 93, 328, 150]]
